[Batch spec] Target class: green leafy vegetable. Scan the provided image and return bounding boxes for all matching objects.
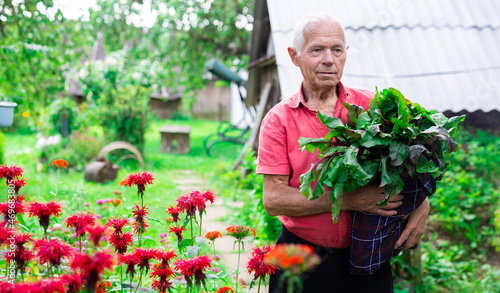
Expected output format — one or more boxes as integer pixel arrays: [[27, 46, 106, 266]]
[[299, 87, 465, 223]]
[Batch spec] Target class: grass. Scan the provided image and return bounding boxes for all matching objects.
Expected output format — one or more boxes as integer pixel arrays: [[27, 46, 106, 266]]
[[1, 117, 244, 242]]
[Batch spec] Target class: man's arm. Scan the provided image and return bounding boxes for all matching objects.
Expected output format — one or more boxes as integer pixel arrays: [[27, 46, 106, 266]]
[[263, 174, 403, 217]]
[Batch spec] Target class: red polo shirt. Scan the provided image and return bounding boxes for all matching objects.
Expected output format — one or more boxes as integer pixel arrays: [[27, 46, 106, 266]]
[[256, 82, 373, 248]]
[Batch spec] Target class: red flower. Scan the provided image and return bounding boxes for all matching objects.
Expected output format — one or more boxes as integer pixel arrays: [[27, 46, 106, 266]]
[[118, 253, 139, 280], [226, 225, 256, 240], [4, 233, 34, 274], [37, 278, 66, 293], [12, 177, 27, 194], [217, 286, 235, 293], [246, 244, 277, 281], [133, 248, 158, 272], [154, 249, 177, 267], [132, 203, 149, 235], [150, 264, 175, 292], [86, 224, 109, 247], [121, 171, 155, 196], [202, 189, 216, 204], [61, 272, 83, 293], [108, 232, 134, 254], [0, 164, 24, 181], [65, 212, 95, 236], [169, 225, 187, 243], [52, 159, 69, 168], [70, 250, 115, 291], [0, 193, 27, 219], [34, 238, 74, 267], [165, 205, 181, 223], [176, 190, 205, 217], [174, 255, 212, 286], [204, 231, 222, 241], [106, 216, 130, 234], [28, 201, 62, 231], [0, 221, 12, 245]]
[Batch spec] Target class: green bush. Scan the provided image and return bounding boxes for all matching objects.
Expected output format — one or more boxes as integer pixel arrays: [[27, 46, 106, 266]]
[[79, 53, 152, 152], [40, 129, 104, 171], [0, 132, 4, 163], [429, 129, 500, 250], [43, 97, 80, 137], [220, 150, 281, 242]]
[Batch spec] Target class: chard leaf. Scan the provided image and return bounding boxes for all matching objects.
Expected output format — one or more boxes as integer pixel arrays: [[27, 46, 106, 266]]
[[416, 155, 439, 173], [355, 112, 372, 129], [408, 145, 428, 164], [383, 176, 405, 199], [299, 165, 317, 199], [318, 111, 345, 131], [389, 141, 409, 166], [343, 102, 365, 124], [380, 157, 392, 187], [299, 137, 331, 153], [330, 182, 344, 223]]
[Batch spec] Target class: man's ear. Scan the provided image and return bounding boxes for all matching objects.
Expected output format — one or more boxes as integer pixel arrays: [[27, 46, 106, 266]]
[[288, 47, 299, 66]]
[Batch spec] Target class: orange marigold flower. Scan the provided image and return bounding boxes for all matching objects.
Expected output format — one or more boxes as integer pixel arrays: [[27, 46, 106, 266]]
[[119, 179, 129, 186], [264, 244, 320, 276], [226, 225, 255, 241], [205, 231, 222, 241], [110, 198, 122, 206], [52, 159, 69, 168], [217, 286, 235, 293]]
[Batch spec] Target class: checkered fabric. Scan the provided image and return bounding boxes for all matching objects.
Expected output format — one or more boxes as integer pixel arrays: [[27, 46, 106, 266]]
[[349, 174, 435, 275]]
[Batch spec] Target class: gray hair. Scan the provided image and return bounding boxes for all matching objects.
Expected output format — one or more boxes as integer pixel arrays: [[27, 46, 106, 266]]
[[292, 13, 345, 56]]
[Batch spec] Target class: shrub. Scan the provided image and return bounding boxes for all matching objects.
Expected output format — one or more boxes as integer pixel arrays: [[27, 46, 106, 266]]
[[0, 132, 4, 163]]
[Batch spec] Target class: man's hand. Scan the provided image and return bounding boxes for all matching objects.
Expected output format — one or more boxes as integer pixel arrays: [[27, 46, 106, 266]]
[[394, 197, 430, 249], [341, 185, 403, 217]]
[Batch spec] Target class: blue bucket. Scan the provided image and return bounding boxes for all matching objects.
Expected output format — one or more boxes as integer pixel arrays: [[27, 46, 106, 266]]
[[0, 101, 17, 127]]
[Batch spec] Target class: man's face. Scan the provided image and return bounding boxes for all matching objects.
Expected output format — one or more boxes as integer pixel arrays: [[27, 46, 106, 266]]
[[289, 21, 347, 92]]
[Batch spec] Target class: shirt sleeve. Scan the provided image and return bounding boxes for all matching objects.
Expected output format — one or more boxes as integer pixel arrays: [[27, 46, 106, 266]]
[[256, 113, 291, 175]]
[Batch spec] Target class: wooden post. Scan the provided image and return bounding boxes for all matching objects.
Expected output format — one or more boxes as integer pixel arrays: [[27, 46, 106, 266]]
[[403, 246, 423, 285]]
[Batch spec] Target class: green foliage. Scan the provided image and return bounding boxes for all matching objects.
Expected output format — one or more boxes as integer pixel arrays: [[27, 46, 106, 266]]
[[414, 234, 500, 292], [429, 129, 500, 251], [79, 54, 152, 151], [219, 150, 281, 242], [40, 128, 105, 171], [0, 132, 4, 163], [42, 97, 80, 137], [299, 88, 465, 222], [1, 0, 254, 129]]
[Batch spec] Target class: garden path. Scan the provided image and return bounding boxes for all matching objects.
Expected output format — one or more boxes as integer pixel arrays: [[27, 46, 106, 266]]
[[173, 170, 264, 293]]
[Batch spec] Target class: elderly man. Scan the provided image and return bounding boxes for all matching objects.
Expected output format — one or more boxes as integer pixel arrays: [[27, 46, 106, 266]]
[[256, 13, 429, 292]]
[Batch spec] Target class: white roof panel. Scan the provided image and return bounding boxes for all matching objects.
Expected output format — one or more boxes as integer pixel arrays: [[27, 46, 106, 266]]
[[267, 0, 500, 112]]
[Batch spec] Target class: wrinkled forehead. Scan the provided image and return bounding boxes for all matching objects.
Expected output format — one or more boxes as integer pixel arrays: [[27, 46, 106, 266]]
[[303, 21, 346, 46]]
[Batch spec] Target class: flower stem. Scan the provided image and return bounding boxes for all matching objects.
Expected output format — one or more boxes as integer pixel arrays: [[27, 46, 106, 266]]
[[79, 235, 82, 252], [235, 240, 241, 293], [134, 267, 143, 293], [190, 216, 194, 246], [120, 264, 124, 293], [287, 277, 293, 293], [257, 277, 261, 293]]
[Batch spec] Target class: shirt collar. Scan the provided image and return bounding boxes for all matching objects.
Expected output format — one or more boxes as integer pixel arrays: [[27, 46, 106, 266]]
[[290, 81, 349, 109]]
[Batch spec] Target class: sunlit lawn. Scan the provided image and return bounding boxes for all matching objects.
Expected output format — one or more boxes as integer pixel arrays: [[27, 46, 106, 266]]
[[1, 117, 243, 242]]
